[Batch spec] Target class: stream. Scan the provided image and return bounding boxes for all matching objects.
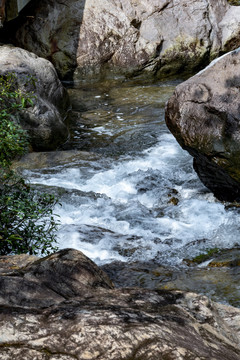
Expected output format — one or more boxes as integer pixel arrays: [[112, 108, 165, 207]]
[[22, 78, 240, 307]]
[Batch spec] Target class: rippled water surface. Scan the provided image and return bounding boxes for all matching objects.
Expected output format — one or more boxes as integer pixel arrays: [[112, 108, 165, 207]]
[[23, 78, 240, 306]]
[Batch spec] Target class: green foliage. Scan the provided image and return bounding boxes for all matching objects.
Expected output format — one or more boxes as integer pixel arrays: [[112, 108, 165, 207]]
[[0, 169, 59, 255], [0, 72, 60, 256], [0, 73, 33, 167]]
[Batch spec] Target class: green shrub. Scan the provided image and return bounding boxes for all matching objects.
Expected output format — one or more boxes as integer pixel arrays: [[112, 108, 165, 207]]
[[0, 169, 59, 255], [0, 72, 60, 256], [0, 73, 32, 166]]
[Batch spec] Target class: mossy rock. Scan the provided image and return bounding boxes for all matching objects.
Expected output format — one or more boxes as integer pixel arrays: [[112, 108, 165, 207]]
[[184, 248, 240, 267], [184, 248, 221, 265], [227, 0, 240, 5]]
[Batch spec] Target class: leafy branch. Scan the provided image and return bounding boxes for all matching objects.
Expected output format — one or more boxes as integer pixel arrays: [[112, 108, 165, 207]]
[[0, 72, 60, 256]]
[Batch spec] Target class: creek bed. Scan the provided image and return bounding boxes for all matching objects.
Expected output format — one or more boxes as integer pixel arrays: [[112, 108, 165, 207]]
[[21, 78, 240, 307]]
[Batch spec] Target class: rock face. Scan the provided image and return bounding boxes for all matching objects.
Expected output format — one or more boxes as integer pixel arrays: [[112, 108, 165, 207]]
[[0, 45, 70, 150], [8, 0, 240, 80], [165, 47, 240, 201], [1, 248, 240, 359]]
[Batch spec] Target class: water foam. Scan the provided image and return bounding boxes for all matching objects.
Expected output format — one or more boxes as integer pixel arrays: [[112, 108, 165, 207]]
[[25, 130, 239, 266], [23, 78, 240, 266]]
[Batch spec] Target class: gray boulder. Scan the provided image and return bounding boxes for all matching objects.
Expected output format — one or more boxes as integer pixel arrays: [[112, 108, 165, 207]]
[[0, 45, 70, 150], [165, 47, 240, 201], [12, 0, 240, 80], [1, 248, 240, 359], [0, 248, 113, 308]]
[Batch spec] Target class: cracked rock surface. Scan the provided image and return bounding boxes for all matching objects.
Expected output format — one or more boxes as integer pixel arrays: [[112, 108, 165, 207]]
[[8, 0, 240, 80], [1, 248, 240, 359]]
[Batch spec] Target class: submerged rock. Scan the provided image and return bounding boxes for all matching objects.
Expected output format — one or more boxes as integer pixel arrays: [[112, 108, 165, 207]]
[[1, 248, 240, 359], [13, 149, 101, 170], [0, 45, 70, 150], [9, 0, 240, 80], [165, 47, 240, 201]]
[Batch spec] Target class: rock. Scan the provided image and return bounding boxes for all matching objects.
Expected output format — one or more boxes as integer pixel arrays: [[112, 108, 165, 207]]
[[1, 248, 240, 359], [13, 150, 101, 170], [0, 254, 38, 274], [165, 47, 240, 201], [159, 264, 240, 308], [0, 45, 70, 150], [4, 0, 240, 80], [0, 248, 113, 308], [102, 255, 240, 307]]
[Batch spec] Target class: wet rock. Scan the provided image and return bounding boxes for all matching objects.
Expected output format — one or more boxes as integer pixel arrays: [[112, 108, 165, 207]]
[[10, 0, 240, 80], [160, 265, 240, 308], [13, 150, 101, 170], [208, 248, 240, 267], [1, 248, 240, 359], [184, 247, 240, 267], [0, 45, 70, 150], [102, 257, 240, 307], [165, 47, 240, 201], [168, 196, 179, 205]]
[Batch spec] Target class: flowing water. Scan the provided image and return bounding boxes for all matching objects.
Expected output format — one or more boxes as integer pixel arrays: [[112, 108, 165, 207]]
[[22, 78, 240, 306]]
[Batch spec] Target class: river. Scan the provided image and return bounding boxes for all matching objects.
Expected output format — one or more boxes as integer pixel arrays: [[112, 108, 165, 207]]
[[22, 77, 240, 306]]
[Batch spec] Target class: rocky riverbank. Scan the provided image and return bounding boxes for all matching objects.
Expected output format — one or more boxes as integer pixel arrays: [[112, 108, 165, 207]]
[[1, 1, 240, 358], [1, 249, 240, 360], [1, 0, 239, 80]]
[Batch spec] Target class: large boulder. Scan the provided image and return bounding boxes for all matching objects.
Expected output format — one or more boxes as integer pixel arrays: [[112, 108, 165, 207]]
[[1, 248, 240, 359], [0, 248, 114, 308], [5, 0, 240, 80], [165, 47, 240, 201], [0, 45, 70, 150]]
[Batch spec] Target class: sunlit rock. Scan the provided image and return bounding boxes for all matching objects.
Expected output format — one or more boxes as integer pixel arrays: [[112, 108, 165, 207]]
[[9, 0, 240, 80], [1, 248, 240, 359]]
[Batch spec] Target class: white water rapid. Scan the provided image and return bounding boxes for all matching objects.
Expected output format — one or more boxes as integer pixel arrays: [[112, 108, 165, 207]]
[[23, 79, 240, 270]]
